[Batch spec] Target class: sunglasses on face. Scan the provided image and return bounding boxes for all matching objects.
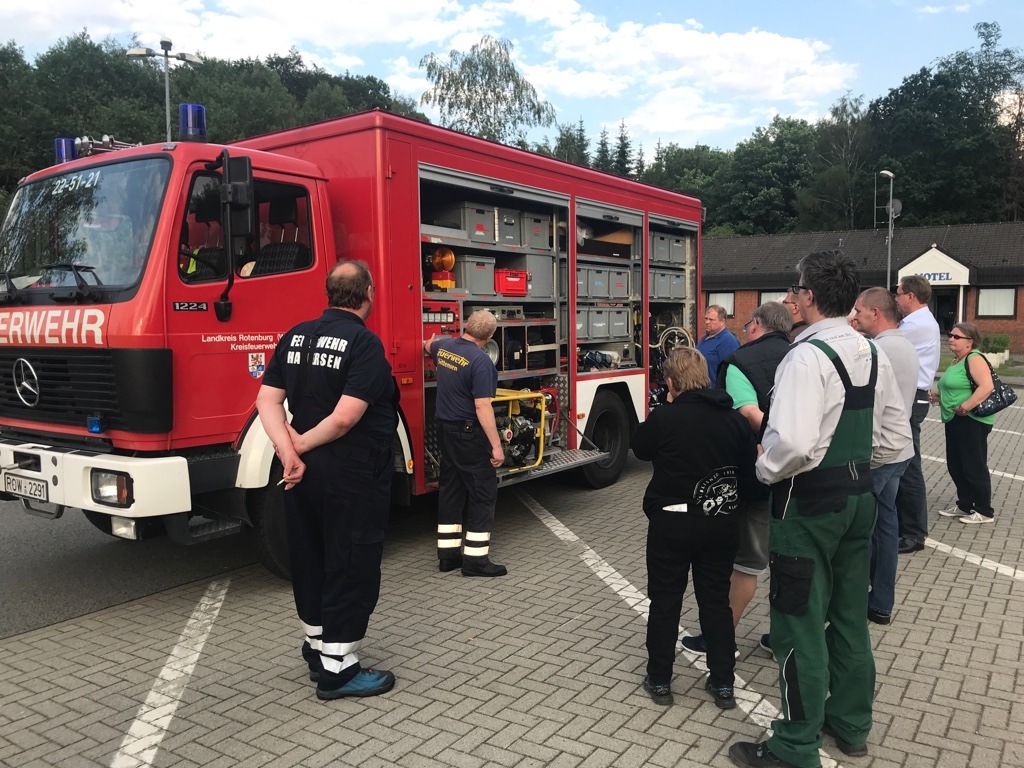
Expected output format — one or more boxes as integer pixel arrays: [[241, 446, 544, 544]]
[[949, 333, 970, 341]]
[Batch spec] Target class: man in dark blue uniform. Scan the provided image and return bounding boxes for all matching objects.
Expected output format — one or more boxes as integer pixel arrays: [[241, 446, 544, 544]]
[[257, 260, 397, 700], [424, 309, 507, 577]]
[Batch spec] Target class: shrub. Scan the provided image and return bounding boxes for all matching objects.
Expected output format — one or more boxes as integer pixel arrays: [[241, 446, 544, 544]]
[[981, 333, 1010, 353]]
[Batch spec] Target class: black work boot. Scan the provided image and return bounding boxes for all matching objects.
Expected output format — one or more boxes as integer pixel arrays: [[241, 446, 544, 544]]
[[461, 557, 507, 577]]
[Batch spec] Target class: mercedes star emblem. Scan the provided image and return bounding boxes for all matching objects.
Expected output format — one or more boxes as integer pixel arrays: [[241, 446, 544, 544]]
[[13, 358, 40, 407]]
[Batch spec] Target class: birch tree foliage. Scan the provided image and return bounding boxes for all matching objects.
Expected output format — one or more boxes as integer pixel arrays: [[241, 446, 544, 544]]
[[419, 36, 555, 144]]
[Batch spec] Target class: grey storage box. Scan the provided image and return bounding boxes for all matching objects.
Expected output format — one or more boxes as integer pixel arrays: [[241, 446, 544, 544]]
[[669, 237, 688, 265], [436, 202, 496, 243], [454, 255, 496, 295], [587, 268, 610, 299], [609, 269, 629, 299], [669, 272, 687, 299], [562, 308, 587, 339], [576, 266, 587, 296], [608, 308, 631, 338], [652, 270, 671, 300], [497, 208, 521, 246], [651, 234, 671, 264], [521, 214, 552, 250], [508, 254, 555, 298], [588, 308, 610, 339]]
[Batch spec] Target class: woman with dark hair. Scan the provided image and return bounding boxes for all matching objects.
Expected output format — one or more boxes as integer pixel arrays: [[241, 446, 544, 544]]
[[631, 347, 757, 710], [931, 322, 997, 523]]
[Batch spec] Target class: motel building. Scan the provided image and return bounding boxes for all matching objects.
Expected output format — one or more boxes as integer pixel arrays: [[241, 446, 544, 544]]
[[701, 221, 1024, 355]]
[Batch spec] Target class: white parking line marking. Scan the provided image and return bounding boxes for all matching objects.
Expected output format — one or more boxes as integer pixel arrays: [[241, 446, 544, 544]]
[[922, 454, 1024, 482], [516, 490, 843, 768], [924, 540, 1024, 581], [110, 580, 230, 768]]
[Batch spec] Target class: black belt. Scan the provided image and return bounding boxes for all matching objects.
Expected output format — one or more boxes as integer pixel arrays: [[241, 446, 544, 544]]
[[773, 461, 872, 498], [440, 419, 477, 432]]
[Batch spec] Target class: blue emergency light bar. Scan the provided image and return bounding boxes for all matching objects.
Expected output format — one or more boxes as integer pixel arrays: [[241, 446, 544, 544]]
[[179, 103, 207, 142]]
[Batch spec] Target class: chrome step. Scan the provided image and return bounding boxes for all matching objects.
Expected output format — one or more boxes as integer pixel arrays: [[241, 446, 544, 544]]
[[496, 448, 607, 487]]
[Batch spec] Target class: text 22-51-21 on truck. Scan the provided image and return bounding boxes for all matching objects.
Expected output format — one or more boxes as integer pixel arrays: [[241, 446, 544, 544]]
[[0, 107, 701, 578]]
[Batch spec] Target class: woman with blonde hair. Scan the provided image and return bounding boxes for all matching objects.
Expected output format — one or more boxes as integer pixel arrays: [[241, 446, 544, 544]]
[[631, 347, 757, 710], [931, 322, 997, 523]]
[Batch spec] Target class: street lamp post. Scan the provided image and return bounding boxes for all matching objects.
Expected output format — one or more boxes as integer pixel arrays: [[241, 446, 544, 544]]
[[127, 38, 203, 142], [879, 169, 895, 290]]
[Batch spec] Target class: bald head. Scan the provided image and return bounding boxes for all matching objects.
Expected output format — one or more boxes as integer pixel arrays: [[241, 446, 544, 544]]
[[853, 286, 899, 338]]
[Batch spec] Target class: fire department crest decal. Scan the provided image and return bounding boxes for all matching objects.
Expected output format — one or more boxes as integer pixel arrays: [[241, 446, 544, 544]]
[[248, 352, 266, 379]]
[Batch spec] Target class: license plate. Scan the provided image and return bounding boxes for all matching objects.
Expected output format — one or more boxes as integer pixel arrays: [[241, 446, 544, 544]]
[[4, 473, 48, 502]]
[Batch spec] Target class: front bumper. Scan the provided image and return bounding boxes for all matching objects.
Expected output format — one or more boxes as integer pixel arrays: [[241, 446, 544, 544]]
[[0, 438, 191, 518]]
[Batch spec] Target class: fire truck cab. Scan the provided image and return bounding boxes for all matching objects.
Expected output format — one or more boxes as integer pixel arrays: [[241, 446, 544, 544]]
[[0, 110, 701, 578]]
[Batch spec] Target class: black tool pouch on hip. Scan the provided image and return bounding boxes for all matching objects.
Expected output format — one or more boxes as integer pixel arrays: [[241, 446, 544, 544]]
[[769, 553, 815, 616]]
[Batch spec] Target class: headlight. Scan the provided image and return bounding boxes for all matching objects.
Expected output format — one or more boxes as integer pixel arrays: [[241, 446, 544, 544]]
[[91, 470, 134, 508]]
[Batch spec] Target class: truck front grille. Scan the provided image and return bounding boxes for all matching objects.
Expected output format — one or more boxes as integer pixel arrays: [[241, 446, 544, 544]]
[[0, 348, 172, 433]]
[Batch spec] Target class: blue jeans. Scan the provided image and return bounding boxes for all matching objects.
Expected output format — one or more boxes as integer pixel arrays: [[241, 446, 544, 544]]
[[896, 399, 929, 544], [870, 458, 911, 615]]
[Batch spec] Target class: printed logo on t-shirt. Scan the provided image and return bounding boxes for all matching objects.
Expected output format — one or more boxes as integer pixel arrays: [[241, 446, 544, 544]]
[[693, 467, 739, 515]]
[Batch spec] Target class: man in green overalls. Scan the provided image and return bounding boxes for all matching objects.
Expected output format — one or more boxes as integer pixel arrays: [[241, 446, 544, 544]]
[[728, 251, 912, 768]]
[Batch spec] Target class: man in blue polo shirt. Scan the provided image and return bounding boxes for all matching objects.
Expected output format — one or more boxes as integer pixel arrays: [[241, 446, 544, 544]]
[[697, 305, 740, 387]]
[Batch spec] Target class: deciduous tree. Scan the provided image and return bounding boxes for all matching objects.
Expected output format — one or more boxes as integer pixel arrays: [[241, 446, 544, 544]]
[[420, 36, 554, 143]]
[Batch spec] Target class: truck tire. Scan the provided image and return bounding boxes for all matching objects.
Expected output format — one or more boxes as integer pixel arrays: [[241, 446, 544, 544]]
[[247, 461, 291, 580], [577, 390, 629, 489]]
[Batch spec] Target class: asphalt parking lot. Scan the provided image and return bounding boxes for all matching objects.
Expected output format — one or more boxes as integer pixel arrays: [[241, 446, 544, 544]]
[[1, 396, 1022, 768]]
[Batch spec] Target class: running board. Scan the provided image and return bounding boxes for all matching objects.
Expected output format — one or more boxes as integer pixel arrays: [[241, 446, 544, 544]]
[[496, 448, 607, 488]]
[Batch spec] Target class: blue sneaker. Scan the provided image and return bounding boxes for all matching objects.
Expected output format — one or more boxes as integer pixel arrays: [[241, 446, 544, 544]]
[[316, 668, 396, 699]]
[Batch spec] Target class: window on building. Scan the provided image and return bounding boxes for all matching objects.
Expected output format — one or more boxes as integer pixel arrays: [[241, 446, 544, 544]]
[[759, 291, 787, 305], [977, 287, 1015, 317], [707, 292, 735, 317]]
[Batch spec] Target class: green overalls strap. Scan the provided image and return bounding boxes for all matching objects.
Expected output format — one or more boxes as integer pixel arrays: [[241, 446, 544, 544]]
[[766, 339, 879, 768]]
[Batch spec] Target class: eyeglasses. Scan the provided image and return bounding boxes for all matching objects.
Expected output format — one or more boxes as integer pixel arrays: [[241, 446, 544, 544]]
[[948, 333, 970, 341], [743, 318, 757, 332], [790, 284, 811, 295]]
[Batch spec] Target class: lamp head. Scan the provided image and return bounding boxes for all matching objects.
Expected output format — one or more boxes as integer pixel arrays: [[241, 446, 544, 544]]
[[160, 37, 173, 52], [126, 47, 156, 59], [176, 52, 203, 65], [879, 169, 894, 180]]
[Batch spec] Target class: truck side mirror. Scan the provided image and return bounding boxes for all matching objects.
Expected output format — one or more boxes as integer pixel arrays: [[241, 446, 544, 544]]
[[221, 156, 254, 238]]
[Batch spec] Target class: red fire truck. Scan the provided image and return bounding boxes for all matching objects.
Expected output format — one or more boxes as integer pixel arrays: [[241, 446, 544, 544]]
[[0, 110, 701, 577]]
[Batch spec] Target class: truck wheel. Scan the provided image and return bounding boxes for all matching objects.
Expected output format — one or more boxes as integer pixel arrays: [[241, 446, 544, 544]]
[[577, 391, 629, 489], [247, 461, 291, 580]]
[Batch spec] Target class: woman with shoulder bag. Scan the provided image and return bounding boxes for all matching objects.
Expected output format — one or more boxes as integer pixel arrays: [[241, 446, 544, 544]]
[[929, 322, 997, 524]]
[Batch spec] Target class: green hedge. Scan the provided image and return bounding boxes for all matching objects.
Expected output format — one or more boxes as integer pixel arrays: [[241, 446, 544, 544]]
[[981, 333, 1010, 353]]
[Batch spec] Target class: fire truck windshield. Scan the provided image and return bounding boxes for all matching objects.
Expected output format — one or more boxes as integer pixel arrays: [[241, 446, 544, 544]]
[[0, 156, 170, 302]]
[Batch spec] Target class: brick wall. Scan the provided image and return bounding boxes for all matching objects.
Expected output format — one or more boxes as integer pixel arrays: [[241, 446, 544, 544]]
[[964, 288, 1023, 355]]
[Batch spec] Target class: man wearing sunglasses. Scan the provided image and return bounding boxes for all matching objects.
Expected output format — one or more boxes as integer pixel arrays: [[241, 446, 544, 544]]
[[893, 276, 941, 554], [728, 251, 911, 768]]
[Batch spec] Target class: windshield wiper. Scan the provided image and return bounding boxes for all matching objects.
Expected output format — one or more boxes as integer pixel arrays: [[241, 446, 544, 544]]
[[0, 272, 27, 304], [42, 263, 104, 302]]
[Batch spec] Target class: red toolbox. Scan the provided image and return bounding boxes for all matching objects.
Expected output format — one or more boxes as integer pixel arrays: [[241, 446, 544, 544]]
[[495, 268, 528, 296]]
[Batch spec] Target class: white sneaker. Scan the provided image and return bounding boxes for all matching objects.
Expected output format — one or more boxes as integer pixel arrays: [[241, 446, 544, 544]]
[[959, 512, 994, 524], [937, 506, 967, 517]]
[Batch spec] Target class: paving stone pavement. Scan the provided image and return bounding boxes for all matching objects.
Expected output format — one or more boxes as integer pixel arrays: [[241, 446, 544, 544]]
[[0, 396, 1022, 768]]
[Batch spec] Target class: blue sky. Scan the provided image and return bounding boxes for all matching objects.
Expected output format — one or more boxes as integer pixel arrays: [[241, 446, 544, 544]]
[[3, 0, 1022, 152]]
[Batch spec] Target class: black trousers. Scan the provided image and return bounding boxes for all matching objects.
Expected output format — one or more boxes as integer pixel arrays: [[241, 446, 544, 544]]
[[438, 421, 497, 561], [944, 416, 994, 515], [646, 509, 739, 688], [285, 441, 393, 687]]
